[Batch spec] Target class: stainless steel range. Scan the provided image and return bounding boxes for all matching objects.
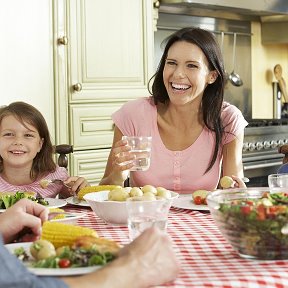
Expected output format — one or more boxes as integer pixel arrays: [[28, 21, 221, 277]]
[[243, 119, 288, 187]]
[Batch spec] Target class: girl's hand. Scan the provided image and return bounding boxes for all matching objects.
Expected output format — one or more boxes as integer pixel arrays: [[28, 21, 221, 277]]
[[64, 176, 90, 195]]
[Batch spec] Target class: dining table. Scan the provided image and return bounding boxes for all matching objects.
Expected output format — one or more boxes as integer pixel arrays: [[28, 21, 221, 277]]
[[63, 202, 288, 288]]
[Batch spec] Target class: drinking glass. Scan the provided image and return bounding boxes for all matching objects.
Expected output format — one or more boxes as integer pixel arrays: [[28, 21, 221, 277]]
[[121, 136, 152, 171], [268, 173, 288, 188], [126, 198, 171, 241]]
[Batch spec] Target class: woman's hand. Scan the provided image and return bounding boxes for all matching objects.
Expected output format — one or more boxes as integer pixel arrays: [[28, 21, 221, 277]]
[[231, 175, 247, 188], [0, 198, 48, 244]]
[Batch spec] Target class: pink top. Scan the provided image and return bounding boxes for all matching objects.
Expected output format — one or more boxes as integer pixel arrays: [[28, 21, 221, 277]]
[[112, 97, 248, 194], [0, 166, 68, 198]]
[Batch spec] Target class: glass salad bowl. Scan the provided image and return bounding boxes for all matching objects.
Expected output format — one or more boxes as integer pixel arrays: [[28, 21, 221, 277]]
[[206, 187, 288, 260]]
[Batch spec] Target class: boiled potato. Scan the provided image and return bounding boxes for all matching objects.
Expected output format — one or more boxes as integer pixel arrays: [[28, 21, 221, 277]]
[[156, 187, 171, 199], [130, 187, 143, 197], [108, 188, 130, 201], [142, 185, 157, 195], [30, 239, 56, 260], [142, 192, 157, 201], [220, 176, 234, 189]]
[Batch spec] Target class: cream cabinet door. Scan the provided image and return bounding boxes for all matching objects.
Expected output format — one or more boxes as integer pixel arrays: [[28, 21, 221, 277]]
[[68, 0, 154, 102], [70, 103, 123, 150], [71, 149, 110, 185]]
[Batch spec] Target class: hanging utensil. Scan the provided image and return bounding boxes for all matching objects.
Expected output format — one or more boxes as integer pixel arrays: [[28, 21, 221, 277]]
[[273, 64, 288, 103], [229, 33, 243, 87], [220, 31, 228, 82]]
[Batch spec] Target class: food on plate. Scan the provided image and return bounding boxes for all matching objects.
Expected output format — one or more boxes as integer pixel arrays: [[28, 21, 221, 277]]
[[77, 185, 121, 200], [41, 221, 98, 248], [72, 235, 121, 254], [217, 191, 288, 259], [0, 191, 49, 209], [192, 190, 209, 205], [48, 208, 66, 220], [13, 234, 120, 269], [107, 185, 173, 202], [220, 176, 234, 188], [30, 239, 56, 260]]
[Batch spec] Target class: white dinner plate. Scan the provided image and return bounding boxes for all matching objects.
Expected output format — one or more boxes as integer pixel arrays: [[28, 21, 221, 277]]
[[66, 196, 90, 207], [5, 242, 101, 276], [172, 194, 210, 211], [0, 197, 67, 213]]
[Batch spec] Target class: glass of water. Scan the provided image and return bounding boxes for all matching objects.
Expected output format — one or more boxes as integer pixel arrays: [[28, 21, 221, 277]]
[[268, 173, 288, 188], [126, 197, 171, 241], [121, 136, 152, 171]]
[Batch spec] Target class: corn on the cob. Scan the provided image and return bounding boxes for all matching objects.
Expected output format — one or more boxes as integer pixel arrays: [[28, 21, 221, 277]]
[[48, 208, 65, 219], [77, 185, 121, 200], [41, 221, 98, 248]]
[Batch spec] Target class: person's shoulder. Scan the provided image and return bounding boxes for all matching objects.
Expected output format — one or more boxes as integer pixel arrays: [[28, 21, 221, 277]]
[[221, 101, 242, 116], [122, 96, 154, 110], [49, 166, 69, 179]]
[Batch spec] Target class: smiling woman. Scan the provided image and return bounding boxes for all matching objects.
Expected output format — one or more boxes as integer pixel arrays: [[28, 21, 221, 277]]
[[99, 27, 248, 194]]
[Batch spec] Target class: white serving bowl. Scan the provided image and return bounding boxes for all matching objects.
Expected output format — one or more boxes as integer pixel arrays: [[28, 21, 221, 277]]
[[84, 190, 179, 225]]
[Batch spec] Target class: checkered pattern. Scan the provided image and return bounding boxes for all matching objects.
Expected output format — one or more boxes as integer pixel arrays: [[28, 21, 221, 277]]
[[66, 205, 288, 287]]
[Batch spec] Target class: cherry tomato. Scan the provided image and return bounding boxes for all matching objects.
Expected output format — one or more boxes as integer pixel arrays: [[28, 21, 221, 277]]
[[241, 205, 252, 215], [194, 196, 202, 205], [59, 258, 71, 268], [257, 204, 266, 220]]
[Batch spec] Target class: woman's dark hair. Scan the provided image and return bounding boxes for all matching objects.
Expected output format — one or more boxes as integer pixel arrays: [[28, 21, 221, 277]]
[[148, 27, 226, 173], [0, 101, 56, 179]]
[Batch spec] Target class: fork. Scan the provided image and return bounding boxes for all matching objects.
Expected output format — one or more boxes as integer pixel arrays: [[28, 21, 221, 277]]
[[40, 179, 71, 189], [48, 211, 82, 220], [40, 179, 80, 203]]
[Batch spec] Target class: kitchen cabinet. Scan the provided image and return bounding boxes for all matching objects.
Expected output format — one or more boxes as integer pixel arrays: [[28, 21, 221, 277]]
[[55, 0, 155, 184]]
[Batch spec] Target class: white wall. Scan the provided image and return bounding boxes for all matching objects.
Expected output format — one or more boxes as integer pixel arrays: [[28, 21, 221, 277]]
[[0, 0, 55, 139]]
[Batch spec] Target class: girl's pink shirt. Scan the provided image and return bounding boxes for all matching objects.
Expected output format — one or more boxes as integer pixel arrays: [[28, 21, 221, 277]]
[[112, 97, 248, 194], [0, 166, 68, 198]]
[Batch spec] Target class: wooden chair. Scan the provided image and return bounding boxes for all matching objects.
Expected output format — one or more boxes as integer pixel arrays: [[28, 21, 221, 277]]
[[54, 144, 73, 169]]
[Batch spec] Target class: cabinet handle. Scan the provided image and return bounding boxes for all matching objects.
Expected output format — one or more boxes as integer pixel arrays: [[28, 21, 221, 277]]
[[154, 1, 160, 8], [73, 83, 82, 92], [57, 36, 68, 45]]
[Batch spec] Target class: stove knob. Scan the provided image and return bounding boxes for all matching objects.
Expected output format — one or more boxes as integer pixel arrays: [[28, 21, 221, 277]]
[[263, 141, 271, 149], [256, 142, 264, 150], [248, 142, 256, 151], [278, 139, 284, 147], [242, 142, 249, 152], [270, 140, 278, 149], [284, 139, 288, 144]]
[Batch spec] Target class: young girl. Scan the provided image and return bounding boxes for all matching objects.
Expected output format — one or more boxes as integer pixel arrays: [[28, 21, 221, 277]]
[[0, 101, 89, 198]]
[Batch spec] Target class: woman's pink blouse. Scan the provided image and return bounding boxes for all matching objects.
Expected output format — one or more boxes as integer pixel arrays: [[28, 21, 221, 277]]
[[112, 97, 248, 194]]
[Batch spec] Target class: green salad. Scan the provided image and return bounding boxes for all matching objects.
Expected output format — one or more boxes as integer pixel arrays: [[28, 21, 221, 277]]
[[14, 243, 116, 269], [0, 191, 49, 209], [218, 191, 288, 259]]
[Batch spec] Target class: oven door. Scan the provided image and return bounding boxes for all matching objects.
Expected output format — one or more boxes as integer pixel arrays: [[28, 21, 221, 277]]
[[243, 151, 283, 187]]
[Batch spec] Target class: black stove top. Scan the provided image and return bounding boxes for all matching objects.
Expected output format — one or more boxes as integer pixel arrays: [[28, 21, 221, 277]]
[[247, 119, 288, 128]]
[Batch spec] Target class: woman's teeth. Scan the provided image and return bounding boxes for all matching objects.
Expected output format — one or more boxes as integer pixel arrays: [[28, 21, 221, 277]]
[[171, 83, 190, 90]]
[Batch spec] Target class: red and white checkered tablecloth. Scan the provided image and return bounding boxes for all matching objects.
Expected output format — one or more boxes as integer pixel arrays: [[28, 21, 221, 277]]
[[65, 204, 288, 288]]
